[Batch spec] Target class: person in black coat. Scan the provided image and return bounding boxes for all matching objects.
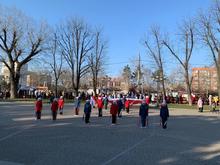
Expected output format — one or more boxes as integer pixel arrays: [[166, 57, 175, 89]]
[[139, 100, 149, 128], [84, 100, 92, 124], [160, 101, 169, 129]]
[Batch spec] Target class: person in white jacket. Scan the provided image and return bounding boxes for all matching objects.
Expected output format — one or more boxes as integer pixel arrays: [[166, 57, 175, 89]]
[[197, 97, 203, 112]]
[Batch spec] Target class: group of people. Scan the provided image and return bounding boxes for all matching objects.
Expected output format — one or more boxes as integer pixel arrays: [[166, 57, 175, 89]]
[[35, 96, 64, 120], [35, 94, 170, 129]]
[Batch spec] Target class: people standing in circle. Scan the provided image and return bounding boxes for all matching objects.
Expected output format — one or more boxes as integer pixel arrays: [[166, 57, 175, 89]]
[[35, 97, 43, 120], [110, 101, 118, 125], [58, 96, 64, 115], [139, 99, 149, 128], [197, 97, 203, 112], [160, 100, 169, 129], [97, 95, 104, 117], [84, 99, 92, 124], [51, 98, 58, 120]]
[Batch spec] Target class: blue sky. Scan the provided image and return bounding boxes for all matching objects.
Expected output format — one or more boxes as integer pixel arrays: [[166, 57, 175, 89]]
[[0, 0, 213, 76]]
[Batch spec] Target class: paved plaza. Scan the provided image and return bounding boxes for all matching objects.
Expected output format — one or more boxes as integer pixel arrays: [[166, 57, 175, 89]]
[[0, 103, 220, 165]]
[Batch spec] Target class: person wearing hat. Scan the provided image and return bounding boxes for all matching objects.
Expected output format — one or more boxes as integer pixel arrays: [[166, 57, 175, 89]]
[[160, 100, 169, 129], [97, 96, 104, 117], [51, 98, 58, 120], [35, 97, 43, 120], [110, 101, 119, 125], [84, 99, 92, 123], [139, 99, 149, 128], [58, 96, 64, 115]]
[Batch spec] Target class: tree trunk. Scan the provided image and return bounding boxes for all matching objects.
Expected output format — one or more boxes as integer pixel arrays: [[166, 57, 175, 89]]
[[10, 74, 20, 99], [185, 70, 192, 106], [55, 79, 58, 98]]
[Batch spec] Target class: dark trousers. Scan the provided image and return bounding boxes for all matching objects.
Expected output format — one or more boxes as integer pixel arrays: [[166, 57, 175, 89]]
[[85, 113, 90, 123], [59, 108, 63, 115], [98, 108, 102, 117], [141, 116, 146, 127], [52, 111, 57, 120], [199, 107, 203, 112], [161, 118, 167, 129], [126, 107, 129, 113], [112, 115, 117, 124], [36, 111, 41, 119], [75, 108, 79, 115], [118, 108, 122, 117]]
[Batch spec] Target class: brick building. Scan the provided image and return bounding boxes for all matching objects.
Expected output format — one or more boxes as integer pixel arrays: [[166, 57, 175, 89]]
[[192, 67, 217, 93]]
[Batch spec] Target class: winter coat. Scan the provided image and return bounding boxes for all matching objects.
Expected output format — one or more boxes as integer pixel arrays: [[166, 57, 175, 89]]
[[51, 101, 58, 112], [110, 103, 118, 115], [97, 98, 104, 109], [125, 100, 130, 108], [117, 99, 123, 110], [139, 103, 149, 117], [58, 99, 64, 109], [84, 102, 91, 114], [160, 105, 169, 120], [35, 100, 42, 112], [197, 99, 203, 108]]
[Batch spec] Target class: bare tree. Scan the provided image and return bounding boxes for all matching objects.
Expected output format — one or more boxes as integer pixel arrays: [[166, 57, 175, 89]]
[[48, 32, 63, 97], [88, 28, 107, 95], [197, 0, 220, 97], [144, 26, 166, 99], [163, 20, 194, 106], [58, 18, 93, 96], [0, 7, 46, 98]]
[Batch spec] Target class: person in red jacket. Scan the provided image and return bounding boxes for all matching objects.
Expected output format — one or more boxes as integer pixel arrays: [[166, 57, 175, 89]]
[[125, 99, 130, 113], [110, 101, 118, 125], [58, 96, 64, 115], [97, 96, 104, 117], [35, 97, 43, 120], [51, 99, 58, 120]]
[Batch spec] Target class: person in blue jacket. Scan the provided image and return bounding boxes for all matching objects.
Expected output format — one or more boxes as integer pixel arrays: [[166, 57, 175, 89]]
[[84, 99, 91, 124], [139, 100, 149, 128], [160, 100, 169, 129]]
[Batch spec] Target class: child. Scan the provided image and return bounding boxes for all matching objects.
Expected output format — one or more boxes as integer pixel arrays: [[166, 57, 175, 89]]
[[160, 101, 169, 129], [84, 100, 92, 124], [139, 100, 149, 128], [35, 97, 43, 120], [97, 96, 103, 117], [110, 101, 118, 125], [125, 99, 130, 113], [51, 99, 58, 120], [58, 96, 64, 115], [74, 96, 81, 115]]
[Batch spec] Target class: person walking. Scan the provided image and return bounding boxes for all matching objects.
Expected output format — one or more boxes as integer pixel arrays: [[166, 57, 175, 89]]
[[35, 97, 43, 120], [58, 96, 64, 115], [139, 100, 149, 128], [84, 99, 92, 124], [160, 101, 169, 129], [110, 101, 118, 125], [51, 99, 58, 120], [197, 97, 203, 112]]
